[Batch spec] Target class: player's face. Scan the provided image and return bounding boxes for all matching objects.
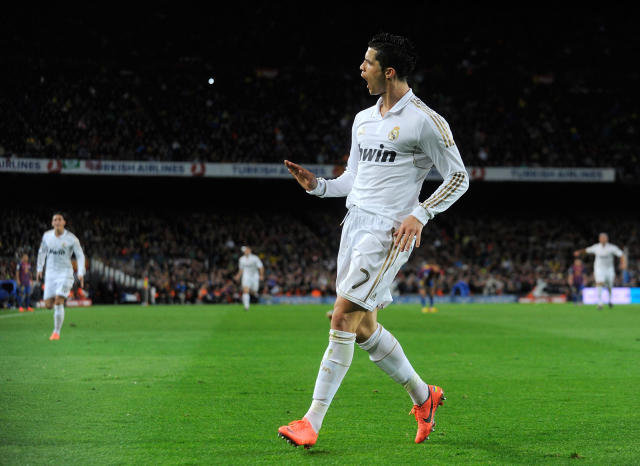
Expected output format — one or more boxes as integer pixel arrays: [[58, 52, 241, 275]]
[[599, 233, 608, 244], [22, 254, 29, 262], [51, 214, 66, 231], [360, 48, 386, 95], [244, 248, 251, 256]]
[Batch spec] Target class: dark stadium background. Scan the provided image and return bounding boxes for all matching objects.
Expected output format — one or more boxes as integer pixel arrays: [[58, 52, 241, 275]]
[[2, 3, 638, 305]]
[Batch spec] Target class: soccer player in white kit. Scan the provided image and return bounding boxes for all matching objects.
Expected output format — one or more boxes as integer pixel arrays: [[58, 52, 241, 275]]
[[574, 233, 626, 309], [234, 246, 264, 311], [36, 212, 85, 340], [278, 33, 468, 448]]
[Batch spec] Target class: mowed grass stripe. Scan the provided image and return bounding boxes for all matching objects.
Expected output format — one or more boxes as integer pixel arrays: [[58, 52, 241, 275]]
[[1, 304, 639, 464]]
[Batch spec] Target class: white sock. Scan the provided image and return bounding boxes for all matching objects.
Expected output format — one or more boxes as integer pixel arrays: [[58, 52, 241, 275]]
[[358, 324, 429, 406], [54, 304, 65, 334], [597, 286, 603, 306], [242, 293, 250, 310], [304, 329, 356, 434]]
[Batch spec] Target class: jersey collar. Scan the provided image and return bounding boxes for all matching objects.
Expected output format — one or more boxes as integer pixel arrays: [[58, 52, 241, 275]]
[[373, 88, 415, 118]]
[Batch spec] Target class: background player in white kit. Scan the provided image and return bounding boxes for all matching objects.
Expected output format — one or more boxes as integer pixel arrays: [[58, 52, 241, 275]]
[[574, 233, 626, 309], [36, 212, 85, 340], [278, 33, 468, 448], [234, 246, 264, 311]]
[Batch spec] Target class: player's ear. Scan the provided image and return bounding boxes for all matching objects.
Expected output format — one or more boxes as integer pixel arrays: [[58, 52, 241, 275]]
[[385, 67, 396, 80]]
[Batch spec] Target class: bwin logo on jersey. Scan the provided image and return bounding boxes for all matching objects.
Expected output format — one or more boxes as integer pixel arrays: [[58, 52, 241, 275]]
[[49, 249, 66, 256], [359, 146, 397, 163], [388, 126, 400, 141]]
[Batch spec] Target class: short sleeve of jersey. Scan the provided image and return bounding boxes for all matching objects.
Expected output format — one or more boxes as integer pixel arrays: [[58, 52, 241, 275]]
[[417, 117, 465, 179], [585, 244, 598, 254], [611, 245, 624, 257]]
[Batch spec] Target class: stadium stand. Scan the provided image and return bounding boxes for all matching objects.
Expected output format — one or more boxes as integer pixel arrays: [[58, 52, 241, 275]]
[[2, 200, 637, 306], [1, 7, 637, 179]]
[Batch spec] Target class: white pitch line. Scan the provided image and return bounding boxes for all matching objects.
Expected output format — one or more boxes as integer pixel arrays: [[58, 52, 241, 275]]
[[0, 311, 46, 319]]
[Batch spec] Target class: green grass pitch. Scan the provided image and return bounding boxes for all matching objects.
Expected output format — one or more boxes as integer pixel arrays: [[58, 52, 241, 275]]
[[1, 303, 639, 465]]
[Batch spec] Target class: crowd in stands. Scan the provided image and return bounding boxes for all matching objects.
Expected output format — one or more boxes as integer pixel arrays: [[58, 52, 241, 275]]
[[1, 206, 637, 307], [1, 8, 638, 181]]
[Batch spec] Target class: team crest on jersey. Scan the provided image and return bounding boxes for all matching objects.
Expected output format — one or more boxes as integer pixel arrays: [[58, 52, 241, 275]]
[[357, 126, 366, 136], [388, 126, 400, 141]]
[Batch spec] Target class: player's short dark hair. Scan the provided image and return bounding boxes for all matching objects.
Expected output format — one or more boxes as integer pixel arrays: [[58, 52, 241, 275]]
[[52, 211, 66, 220], [368, 33, 417, 80]]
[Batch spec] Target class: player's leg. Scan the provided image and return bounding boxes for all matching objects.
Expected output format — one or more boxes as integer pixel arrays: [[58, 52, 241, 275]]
[[605, 272, 614, 308], [577, 284, 583, 304], [279, 212, 374, 447], [595, 282, 604, 309], [305, 298, 364, 431], [241, 285, 250, 310], [428, 282, 437, 312], [52, 295, 65, 339], [419, 286, 428, 313], [357, 233, 444, 443], [594, 269, 604, 309], [50, 277, 73, 340], [357, 310, 429, 405], [278, 296, 362, 447], [25, 285, 33, 311], [18, 285, 25, 311]]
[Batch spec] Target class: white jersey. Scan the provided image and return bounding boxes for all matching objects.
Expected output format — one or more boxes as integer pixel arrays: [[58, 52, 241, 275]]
[[239, 254, 263, 280], [37, 229, 86, 279], [585, 242, 623, 271], [308, 89, 468, 225]]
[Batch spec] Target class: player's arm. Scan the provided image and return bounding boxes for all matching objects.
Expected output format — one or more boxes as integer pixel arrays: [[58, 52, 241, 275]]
[[73, 237, 86, 288], [235, 260, 243, 281], [614, 246, 627, 270], [574, 248, 587, 257], [396, 118, 469, 251], [284, 117, 360, 197], [15, 264, 21, 286], [36, 235, 47, 281], [257, 258, 265, 281]]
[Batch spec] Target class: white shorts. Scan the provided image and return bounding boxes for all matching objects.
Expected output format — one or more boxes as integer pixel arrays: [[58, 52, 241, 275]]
[[44, 275, 75, 300], [594, 268, 614, 286], [336, 207, 414, 311], [242, 276, 259, 293]]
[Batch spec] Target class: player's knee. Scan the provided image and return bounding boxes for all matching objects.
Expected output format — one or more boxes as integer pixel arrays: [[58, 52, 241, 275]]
[[355, 319, 378, 343], [330, 310, 351, 332]]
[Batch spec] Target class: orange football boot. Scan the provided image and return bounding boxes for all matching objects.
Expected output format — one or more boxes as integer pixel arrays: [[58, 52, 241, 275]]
[[410, 385, 445, 443], [49, 332, 60, 341], [19, 307, 25, 312], [277, 418, 318, 449]]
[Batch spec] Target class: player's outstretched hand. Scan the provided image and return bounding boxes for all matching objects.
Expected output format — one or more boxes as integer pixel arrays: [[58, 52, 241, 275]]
[[37, 271, 43, 281], [78, 276, 84, 288], [394, 215, 424, 252], [284, 160, 318, 191]]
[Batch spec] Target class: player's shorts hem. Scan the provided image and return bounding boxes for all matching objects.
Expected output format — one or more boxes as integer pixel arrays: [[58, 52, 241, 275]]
[[336, 290, 392, 312], [336, 290, 377, 312]]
